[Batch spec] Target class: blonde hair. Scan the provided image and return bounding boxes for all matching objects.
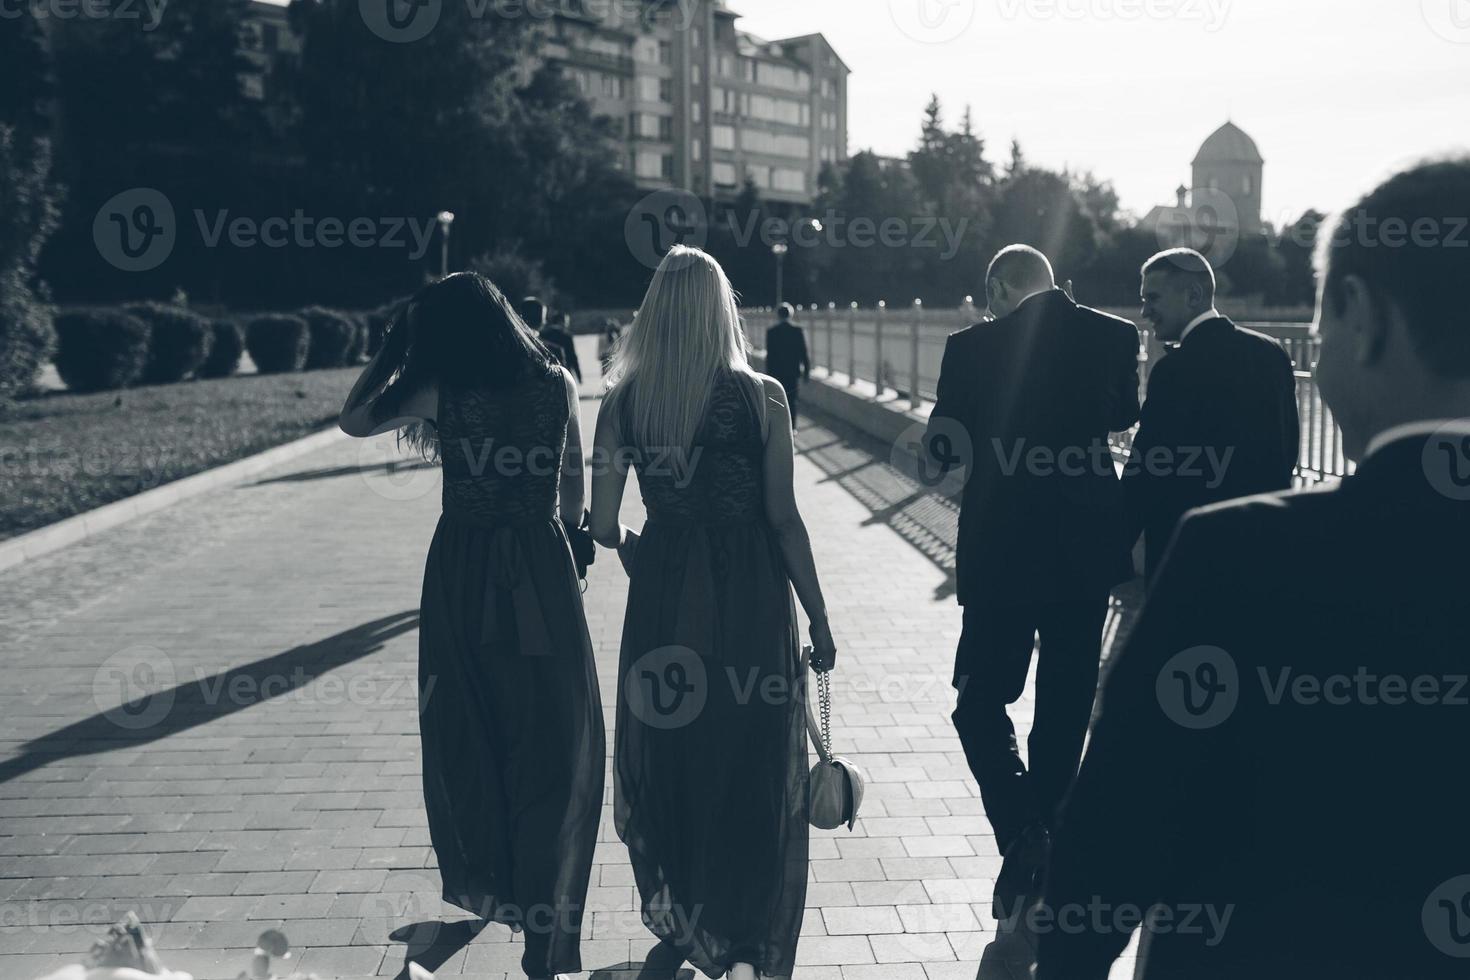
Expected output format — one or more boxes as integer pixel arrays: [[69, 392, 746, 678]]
[[605, 246, 756, 454]]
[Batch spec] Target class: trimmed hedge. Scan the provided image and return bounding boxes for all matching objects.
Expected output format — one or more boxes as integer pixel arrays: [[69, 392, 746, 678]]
[[125, 303, 214, 384], [300, 306, 357, 369], [0, 269, 55, 401], [54, 309, 152, 392], [246, 314, 310, 374], [198, 318, 246, 378]]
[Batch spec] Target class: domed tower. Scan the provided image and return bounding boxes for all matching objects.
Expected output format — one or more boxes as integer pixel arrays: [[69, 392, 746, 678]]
[[1191, 121, 1263, 235]]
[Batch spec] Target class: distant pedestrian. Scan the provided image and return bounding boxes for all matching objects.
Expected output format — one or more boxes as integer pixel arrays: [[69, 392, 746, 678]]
[[542, 311, 582, 383], [597, 317, 622, 376], [765, 303, 811, 430]]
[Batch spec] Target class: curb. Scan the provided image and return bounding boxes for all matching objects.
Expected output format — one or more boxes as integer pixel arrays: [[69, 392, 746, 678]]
[[0, 426, 351, 573]]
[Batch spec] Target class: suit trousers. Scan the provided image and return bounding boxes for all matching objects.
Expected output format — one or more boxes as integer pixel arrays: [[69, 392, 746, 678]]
[[950, 595, 1108, 854]]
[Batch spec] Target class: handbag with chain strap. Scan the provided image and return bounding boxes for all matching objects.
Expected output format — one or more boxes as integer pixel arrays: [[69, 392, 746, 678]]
[[800, 645, 865, 831]]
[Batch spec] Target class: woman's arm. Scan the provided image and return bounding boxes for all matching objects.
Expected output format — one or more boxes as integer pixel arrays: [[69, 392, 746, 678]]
[[759, 375, 837, 670], [559, 367, 585, 524], [589, 396, 639, 572], [338, 344, 435, 437]]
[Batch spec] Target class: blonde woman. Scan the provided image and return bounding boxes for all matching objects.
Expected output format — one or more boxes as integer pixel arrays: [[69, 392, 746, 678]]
[[590, 246, 836, 980]]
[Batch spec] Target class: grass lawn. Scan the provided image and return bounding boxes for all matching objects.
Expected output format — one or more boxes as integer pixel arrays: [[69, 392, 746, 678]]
[[0, 367, 360, 542]]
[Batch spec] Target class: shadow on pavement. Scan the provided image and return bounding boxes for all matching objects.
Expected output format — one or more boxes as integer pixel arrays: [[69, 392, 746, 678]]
[[247, 460, 436, 487], [386, 919, 488, 980], [793, 407, 960, 602], [0, 610, 421, 785]]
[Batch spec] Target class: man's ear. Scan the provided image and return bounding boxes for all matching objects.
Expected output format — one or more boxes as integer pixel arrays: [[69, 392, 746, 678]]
[[1338, 274, 1389, 365]]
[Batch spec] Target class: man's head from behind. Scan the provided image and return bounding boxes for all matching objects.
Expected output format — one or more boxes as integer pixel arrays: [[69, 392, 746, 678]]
[[985, 245, 1055, 320], [1140, 249, 1216, 342], [1313, 158, 1470, 460], [518, 296, 547, 330], [777, 302, 794, 323]]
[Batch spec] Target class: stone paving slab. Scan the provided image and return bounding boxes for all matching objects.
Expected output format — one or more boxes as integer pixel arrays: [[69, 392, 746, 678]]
[[0, 355, 1138, 979]]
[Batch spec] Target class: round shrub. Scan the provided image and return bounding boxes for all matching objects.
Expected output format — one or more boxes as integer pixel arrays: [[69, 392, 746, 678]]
[[125, 302, 213, 384], [54, 309, 151, 392], [198, 317, 245, 378], [246, 314, 309, 374], [363, 302, 403, 357], [300, 306, 357, 369], [343, 311, 368, 364], [0, 269, 55, 401]]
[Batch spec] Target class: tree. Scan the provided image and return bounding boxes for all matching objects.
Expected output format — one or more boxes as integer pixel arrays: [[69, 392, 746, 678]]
[[0, 8, 54, 135], [0, 128, 61, 400]]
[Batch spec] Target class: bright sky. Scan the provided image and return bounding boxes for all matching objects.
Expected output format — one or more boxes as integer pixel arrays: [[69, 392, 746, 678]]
[[731, 0, 1470, 222]]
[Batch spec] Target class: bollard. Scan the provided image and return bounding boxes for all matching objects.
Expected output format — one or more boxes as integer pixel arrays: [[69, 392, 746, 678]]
[[874, 301, 886, 397], [847, 302, 857, 386]]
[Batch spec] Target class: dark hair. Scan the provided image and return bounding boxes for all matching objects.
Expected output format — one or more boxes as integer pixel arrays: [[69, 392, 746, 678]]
[[987, 244, 1055, 293], [518, 296, 547, 329], [1141, 248, 1217, 303], [1319, 157, 1470, 377], [777, 302, 794, 320], [369, 273, 553, 408]]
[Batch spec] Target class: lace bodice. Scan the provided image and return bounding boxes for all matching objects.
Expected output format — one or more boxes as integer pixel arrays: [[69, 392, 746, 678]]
[[625, 372, 766, 525], [437, 367, 569, 525]]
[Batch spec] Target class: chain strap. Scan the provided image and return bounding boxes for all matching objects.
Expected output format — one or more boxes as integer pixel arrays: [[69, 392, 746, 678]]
[[818, 667, 833, 760]]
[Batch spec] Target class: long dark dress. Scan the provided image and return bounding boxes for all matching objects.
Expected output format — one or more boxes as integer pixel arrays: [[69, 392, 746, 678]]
[[417, 366, 605, 977], [614, 371, 809, 979]]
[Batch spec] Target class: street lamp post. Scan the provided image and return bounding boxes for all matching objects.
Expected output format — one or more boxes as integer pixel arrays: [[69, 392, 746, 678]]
[[771, 242, 788, 307], [436, 211, 456, 279]]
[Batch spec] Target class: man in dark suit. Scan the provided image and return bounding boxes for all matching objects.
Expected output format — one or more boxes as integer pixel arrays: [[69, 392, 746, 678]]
[[1038, 159, 1470, 980], [1124, 248, 1299, 579], [765, 303, 811, 430], [540, 311, 582, 383], [926, 245, 1141, 918]]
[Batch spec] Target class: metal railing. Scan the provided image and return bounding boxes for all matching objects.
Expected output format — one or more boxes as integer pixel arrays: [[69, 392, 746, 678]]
[[742, 303, 1351, 485]]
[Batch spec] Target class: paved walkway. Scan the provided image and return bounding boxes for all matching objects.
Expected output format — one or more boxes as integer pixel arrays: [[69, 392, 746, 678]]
[[0, 351, 1139, 980]]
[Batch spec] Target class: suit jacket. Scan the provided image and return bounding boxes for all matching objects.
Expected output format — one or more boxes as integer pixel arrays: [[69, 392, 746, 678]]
[[1038, 433, 1470, 980], [1123, 316, 1299, 578], [926, 289, 1141, 604], [765, 322, 810, 391], [540, 327, 581, 382]]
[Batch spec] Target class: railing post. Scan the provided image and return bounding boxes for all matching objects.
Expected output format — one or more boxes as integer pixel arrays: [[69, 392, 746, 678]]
[[825, 302, 835, 377], [874, 301, 886, 397], [910, 298, 923, 411], [847, 302, 857, 386]]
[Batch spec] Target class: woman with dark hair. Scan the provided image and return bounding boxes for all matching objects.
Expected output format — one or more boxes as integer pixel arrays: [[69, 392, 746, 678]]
[[339, 272, 604, 980]]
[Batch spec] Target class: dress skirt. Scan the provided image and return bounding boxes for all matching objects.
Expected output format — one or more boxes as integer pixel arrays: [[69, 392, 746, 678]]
[[418, 512, 606, 977], [614, 517, 810, 979]]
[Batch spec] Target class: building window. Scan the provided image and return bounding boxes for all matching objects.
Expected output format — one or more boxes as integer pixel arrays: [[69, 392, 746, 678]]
[[719, 55, 734, 77], [692, 102, 702, 123], [713, 161, 738, 186], [712, 125, 735, 150], [692, 139, 702, 162], [659, 115, 673, 141], [659, 79, 673, 103], [658, 41, 672, 65], [636, 151, 664, 179], [693, 64, 702, 84], [638, 76, 661, 102], [773, 168, 805, 193], [662, 154, 675, 179]]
